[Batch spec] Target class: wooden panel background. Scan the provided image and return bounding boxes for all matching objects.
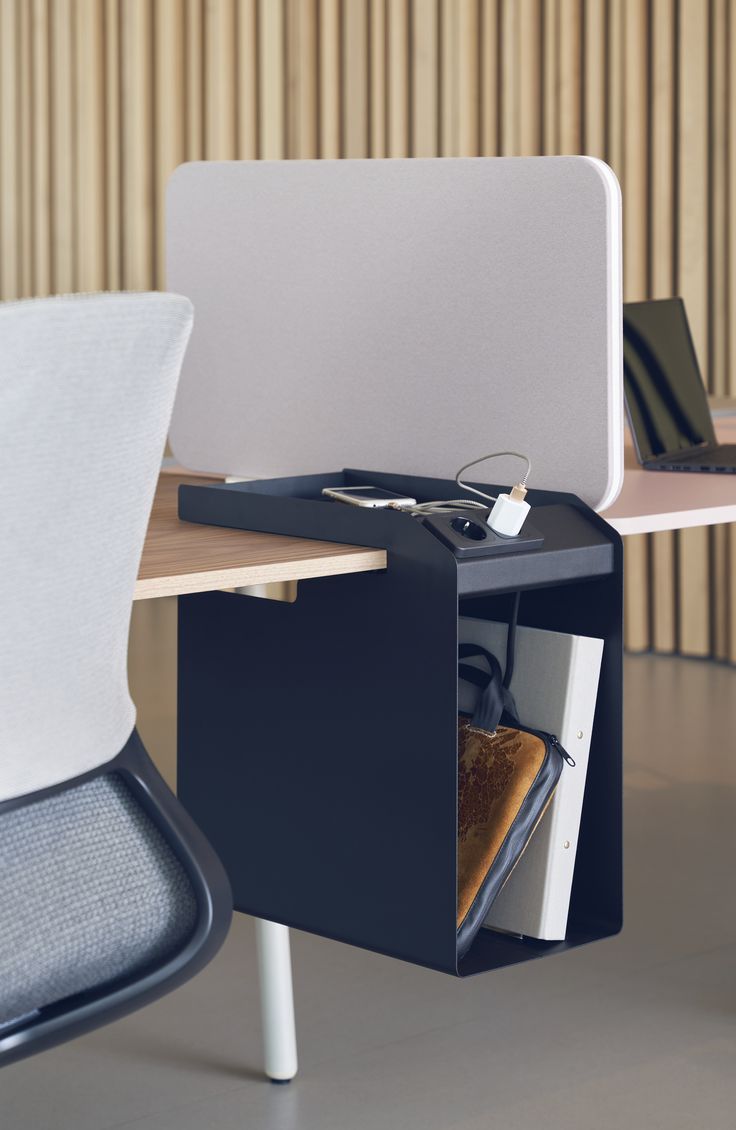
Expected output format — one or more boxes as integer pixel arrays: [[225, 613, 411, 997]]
[[0, 0, 734, 659]]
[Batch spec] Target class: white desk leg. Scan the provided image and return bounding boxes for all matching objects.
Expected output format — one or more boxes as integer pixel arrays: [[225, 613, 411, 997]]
[[255, 918, 298, 1083]]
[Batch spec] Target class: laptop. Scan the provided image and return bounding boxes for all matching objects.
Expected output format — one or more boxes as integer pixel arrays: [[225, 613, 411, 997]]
[[623, 298, 736, 472]]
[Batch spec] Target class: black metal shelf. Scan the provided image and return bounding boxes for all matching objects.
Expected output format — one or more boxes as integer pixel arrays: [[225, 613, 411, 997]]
[[177, 469, 622, 977]]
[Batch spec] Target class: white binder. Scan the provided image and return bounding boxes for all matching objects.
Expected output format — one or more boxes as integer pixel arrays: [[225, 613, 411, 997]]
[[458, 618, 603, 941]]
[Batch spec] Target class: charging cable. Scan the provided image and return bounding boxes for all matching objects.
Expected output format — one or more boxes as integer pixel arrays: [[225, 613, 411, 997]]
[[455, 451, 532, 537], [454, 451, 531, 504], [400, 497, 488, 517], [395, 450, 532, 537]]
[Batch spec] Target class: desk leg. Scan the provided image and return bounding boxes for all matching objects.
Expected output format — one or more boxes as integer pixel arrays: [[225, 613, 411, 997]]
[[255, 918, 298, 1082]]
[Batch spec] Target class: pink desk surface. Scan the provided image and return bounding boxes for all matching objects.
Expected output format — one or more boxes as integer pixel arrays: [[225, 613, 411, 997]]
[[601, 419, 736, 535]]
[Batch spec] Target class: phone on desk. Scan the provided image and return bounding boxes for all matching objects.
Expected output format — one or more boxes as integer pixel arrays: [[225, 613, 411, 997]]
[[321, 486, 417, 509]]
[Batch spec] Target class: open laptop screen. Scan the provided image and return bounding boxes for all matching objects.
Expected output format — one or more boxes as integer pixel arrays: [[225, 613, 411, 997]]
[[623, 298, 715, 462]]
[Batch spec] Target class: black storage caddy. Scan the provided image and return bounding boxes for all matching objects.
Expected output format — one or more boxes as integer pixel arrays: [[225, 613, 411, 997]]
[[177, 468, 623, 977]]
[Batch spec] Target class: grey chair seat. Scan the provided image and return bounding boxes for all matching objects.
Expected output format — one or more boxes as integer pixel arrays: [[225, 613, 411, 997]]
[[0, 770, 197, 1027]]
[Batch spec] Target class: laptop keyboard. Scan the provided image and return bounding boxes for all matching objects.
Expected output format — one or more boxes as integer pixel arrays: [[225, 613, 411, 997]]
[[662, 444, 736, 470]]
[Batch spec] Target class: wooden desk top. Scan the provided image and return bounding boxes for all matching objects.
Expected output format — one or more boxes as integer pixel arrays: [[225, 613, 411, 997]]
[[601, 419, 736, 535], [135, 475, 387, 600], [144, 430, 736, 588]]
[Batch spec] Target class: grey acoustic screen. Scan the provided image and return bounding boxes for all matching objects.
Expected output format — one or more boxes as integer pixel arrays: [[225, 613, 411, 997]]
[[167, 157, 623, 510], [0, 774, 197, 1026]]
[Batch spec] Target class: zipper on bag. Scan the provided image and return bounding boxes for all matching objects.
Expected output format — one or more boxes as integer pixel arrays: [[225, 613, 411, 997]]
[[549, 735, 576, 767]]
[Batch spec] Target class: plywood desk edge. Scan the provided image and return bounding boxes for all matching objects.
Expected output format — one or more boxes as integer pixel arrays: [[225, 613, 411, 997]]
[[134, 547, 387, 600], [136, 473, 387, 600]]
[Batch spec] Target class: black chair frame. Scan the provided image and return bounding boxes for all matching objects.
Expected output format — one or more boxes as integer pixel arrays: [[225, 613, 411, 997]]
[[0, 729, 232, 1068]]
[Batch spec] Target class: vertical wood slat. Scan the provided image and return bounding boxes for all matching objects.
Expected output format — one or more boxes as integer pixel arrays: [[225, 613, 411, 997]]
[[154, 0, 186, 288], [287, 0, 318, 158], [518, 0, 541, 157], [542, 0, 559, 155], [557, 0, 581, 153], [649, 0, 677, 654], [479, 0, 499, 157], [606, 0, 624, 176], [582, 0, 606, 159], [412, 0, 438, 158], [457, 0, 479, 157], [120, 0, 153, 290], [678, 0, 709, 381], [319, 0, 340, 157], [621, 0, 650, 654], [387, 0, 409, 156], [440, 0, 459, 156], [623, 0, 648, 300], [500, 0, 519, 155], [677, 0, 711, 657], [342, 0, 369, 157], [729, 0, 736, 663], [49, 0, 75, 295], [237, 0, 258, 159], [31, 0, 52, 297], [104, 0, 122, 290], [17, 0, 33, 296], [185, 0, 204, 160], [205, 0, 237, 159], [369, 0, 387, 157], [710, 0, 728, 397], [75, 0, 106, 292], [1, 0, 21, 299], [259, 0, 285, 159], [2, 0, 735, 665], [710, 0, 729, 660]]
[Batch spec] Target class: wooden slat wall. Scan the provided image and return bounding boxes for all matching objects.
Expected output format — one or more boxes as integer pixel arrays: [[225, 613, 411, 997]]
[[1, 0, 734, 660]]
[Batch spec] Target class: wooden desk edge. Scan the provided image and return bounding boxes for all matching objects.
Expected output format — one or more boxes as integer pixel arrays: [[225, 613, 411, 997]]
[[137, 471, 388, 600], [134, 546, 387, 600]]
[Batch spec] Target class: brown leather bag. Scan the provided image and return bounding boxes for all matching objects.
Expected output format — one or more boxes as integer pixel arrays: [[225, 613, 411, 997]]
[[456, 640, 574, 958]]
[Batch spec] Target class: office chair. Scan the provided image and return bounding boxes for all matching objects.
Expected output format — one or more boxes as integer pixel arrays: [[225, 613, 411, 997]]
[[0, 293, 232, 1067]]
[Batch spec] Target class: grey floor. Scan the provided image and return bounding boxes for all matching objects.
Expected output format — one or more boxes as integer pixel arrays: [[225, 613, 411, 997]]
[[4, 598, 736, 1129]]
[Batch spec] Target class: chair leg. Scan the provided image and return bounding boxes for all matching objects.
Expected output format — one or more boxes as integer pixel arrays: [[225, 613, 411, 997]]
[[254, 918, 298, 1082]]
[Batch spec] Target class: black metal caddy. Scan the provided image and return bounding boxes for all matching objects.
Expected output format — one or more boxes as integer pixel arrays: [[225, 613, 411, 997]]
[[177, 468, 623, 977]]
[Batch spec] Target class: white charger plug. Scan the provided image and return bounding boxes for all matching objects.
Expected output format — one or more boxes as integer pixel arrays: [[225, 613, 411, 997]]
[[487, 483, 530, 538]]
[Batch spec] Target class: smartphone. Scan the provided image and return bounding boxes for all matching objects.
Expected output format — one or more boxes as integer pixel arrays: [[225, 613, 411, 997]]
[[321, 485, 417, 509]]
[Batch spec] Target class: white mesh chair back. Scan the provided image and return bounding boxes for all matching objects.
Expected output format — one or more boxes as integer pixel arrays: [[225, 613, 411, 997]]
[[0, 292, 193, 802], [0, 293, 232, 1066]]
